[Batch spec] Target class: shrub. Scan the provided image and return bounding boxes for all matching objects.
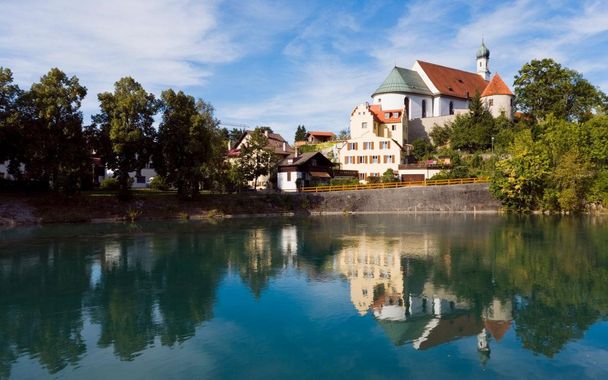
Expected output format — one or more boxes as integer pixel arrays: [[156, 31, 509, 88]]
[[329, 178, 359, 186], [100, 178, 119, 190], [367, 176, 381, 184], [149, 176, 169, 191]]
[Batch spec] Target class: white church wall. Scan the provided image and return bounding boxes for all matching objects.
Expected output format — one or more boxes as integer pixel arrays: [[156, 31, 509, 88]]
[[484, 95, 513, 120], [372, 93, 404, 110]]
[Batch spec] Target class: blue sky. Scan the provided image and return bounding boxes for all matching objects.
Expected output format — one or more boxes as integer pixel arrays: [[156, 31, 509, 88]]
[[1, 0, 607, 140]]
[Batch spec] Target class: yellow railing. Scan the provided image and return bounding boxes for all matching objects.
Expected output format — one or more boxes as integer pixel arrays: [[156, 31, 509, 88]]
[[299, 177, 489, 193]]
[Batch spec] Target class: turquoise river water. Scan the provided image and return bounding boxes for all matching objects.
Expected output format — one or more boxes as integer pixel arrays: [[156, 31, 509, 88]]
[[0, 215, 607, 379]]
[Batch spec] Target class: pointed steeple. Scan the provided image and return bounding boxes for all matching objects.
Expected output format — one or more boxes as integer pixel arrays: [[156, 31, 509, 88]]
[[476, 38, 490, 80]]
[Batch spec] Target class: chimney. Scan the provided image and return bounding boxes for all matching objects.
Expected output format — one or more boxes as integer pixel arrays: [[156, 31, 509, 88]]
[[264, 130, 269, 137], [228, 140, 231, 150], [295, 146, 299, 157], [282, 142, 286, 152]]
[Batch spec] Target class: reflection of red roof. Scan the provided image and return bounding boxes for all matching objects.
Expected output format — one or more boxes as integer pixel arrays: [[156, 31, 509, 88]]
[[416, 314, 482, 350], [369, 105, 403, 123], [417, 60, 488, 99], [484, 320, 511, 342], [307, 131, 335, 137], [481, 73, 513, 97]]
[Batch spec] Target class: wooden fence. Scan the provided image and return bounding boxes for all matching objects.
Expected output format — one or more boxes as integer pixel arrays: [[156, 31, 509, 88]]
[[299, 177, 489, 193]]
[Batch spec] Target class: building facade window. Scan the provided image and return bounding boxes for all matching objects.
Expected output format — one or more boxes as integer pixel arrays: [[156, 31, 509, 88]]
[[391, 125, 396, 131], [362, 122, 367, 129], [422, 100, 427, 118], [371, 155, 380, 163], [358, 173, 366, 180], [489, 99, 494, 106], [380, 141, 390, 149], [449, 101, 454, 115], [404, 97, 409, 118], [287, 172, 291, 181], [348, 142, 358, 150], [384, 112, 391, 119]]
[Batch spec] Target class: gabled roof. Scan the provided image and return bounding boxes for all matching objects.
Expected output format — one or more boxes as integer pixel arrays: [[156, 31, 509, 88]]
[[278, 151, 332, 167], [232, 130, 295, 156], [480, 73, 513, 97], [306, 131, 336, 137], [373, 66, 432, 97], [369, 105, 403, 123], [416, 60, 488, 99]]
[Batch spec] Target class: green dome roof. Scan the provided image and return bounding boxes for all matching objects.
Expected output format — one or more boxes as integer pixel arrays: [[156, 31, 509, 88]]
[[372, 66, 432, 97], [476, 41, 490, 59]]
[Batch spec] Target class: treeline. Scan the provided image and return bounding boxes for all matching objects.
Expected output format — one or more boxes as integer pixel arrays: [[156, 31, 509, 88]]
[[0, 67, 255, 199], [413, 58, 608, 212]]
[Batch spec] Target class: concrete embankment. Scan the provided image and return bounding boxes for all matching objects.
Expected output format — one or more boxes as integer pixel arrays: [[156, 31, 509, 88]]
[[301, 183, 501, 213]]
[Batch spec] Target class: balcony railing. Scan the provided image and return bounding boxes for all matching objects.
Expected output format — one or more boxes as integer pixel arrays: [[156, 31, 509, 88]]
[[299, 177, 489, 193]]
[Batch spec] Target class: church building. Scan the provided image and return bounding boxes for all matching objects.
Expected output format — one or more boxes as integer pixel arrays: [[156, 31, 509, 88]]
[[339, 41, 514, 182]]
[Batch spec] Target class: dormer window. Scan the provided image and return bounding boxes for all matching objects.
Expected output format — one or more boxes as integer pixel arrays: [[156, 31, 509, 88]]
[[385, 112, 391, 119]]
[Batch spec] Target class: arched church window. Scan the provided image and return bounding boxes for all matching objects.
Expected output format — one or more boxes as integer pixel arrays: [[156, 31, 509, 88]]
[[422, 100, 427, 118], [449, 101, 454, 115]]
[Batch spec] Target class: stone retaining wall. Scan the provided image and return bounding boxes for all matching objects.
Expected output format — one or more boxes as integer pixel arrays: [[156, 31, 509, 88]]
[[302, 183, 501, 213]]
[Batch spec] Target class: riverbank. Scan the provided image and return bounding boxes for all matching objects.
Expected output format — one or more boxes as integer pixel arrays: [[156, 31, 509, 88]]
[[0, 183, 501, 226]]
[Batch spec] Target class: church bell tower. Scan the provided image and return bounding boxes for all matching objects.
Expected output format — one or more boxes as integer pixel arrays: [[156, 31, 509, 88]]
[[476, 39, 490, 81]]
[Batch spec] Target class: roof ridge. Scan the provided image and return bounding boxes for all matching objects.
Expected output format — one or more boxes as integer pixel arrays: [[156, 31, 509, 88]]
[[416, 60, 486, 79]]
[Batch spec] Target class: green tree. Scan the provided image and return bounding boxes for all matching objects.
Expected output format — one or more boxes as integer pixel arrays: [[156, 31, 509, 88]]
[[514, 58, 606, 123], [337, 128, 350, 140], [381, 168, 397, 183], [449, 94, 497, 152], [21, 68, 89, 192], [0, 67, 22, 174], [429, 123, 452, 147], [294, 125, 307, 142], [411, 138, 434, 161], [94, 77, 159, 199], [237, 128, 274, 190], [156, 89, 220, 198], [490, 130, 550, 211]]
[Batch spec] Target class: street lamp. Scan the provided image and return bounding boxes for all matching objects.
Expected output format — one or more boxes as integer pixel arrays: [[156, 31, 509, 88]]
[[491, 136, 495, 155]]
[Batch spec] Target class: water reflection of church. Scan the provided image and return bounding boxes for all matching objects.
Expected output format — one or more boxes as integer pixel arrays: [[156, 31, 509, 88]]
[[334, 234, 512, 359]]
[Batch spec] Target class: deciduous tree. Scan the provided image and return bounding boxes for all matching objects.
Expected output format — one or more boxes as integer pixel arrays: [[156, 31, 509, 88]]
[[94, 77, 159, 199]]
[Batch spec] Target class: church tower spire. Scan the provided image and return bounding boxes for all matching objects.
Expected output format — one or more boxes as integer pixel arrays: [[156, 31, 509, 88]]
[[476, 38, 490, 80]]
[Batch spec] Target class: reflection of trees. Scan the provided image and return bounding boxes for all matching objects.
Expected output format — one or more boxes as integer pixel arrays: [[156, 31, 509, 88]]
[[427, 216, 608, 357], [89, 240, 158, 361], [0, 244, 90, 377], [152, 232, 226, 346]]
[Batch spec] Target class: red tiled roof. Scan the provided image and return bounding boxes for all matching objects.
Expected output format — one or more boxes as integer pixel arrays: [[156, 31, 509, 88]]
[[307, 131, 336, 137], [369, 105, 403, 123], [417, 60, 488, 99], [480, 73, 513, 97]]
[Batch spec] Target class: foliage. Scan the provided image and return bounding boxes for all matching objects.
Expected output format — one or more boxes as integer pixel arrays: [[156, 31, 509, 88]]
[[20, 68, 89, 193], [294, 125, 307, 142], [100, 177, 119, 190], [156, 89, 221, 199], [411, 138, 434, 161], [0, 67, 22, 169], [149, 176, 169, 191], [93, 77, 160, 199], [236, 127, 275, 190], [329, 177, 359, 186], [337, 128, 350, 140], [429, 123, 451, 147], [490, 130, 550, 211], [366, 176, 381, 184], [514, 58, 607, 123], [449, 94, 503, 152], [381, 169, 397, 183]]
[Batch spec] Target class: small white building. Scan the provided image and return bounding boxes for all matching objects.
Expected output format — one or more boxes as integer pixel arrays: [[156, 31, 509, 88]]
[[277, 152, 334, 192]]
